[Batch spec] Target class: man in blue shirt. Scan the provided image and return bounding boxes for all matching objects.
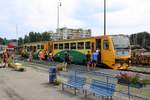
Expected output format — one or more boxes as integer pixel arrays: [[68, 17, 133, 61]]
[[92, 51, 98, 70]]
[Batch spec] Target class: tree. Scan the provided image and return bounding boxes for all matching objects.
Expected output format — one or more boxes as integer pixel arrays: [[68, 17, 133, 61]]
[[130, 31, 150, 48], [24, 35, 29, 43], [35, 32, 42, 42], [2, 38, 8, 45], [29, 32, 36, 42], [41, 32, 51, 41], [0, 37, 3, 44], [18, 37, 23, 46]]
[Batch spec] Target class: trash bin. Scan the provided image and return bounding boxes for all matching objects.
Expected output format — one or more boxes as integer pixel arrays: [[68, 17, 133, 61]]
[[49, 67, 56, 83]]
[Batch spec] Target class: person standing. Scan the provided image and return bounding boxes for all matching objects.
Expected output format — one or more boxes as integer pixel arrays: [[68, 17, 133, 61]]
[[48, 51, 53, 61], [86, 51, 91, 71], [3, 51, 9, 68], [91, 50, 98, 70], [64, 52, 70, 71], [39, 50, 45, 61], [29, 51, 33, 62]]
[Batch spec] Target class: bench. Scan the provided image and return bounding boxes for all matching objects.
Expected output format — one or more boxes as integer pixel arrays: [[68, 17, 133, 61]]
[[62, 75, 86, 95], [85, 79, 116, 99]]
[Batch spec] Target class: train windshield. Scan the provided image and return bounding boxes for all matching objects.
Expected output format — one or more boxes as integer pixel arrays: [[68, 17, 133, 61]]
[[112, 35, 130, 49]]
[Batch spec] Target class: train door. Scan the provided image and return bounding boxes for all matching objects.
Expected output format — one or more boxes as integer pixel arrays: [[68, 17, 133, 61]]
[[96, 39, 101, 63], [96, 39, 101, 50], [101, 37, 115, 69]]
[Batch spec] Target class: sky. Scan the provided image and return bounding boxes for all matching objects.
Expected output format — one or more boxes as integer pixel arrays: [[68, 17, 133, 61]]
[[0, 0, 150, 39]]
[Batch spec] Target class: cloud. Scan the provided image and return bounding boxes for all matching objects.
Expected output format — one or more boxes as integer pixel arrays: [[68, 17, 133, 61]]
[[0, 0, 150, 39]]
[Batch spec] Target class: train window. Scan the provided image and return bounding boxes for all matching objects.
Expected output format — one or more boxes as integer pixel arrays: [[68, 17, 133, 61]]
[[37, 45, 40, 49], [85, 42, 91, 49], [54, 44, 58, 49], [30, 46, 32, 51], [78, 42, 84, 49], [71, 43, 76, 49], [65, 43, 69, 49], [33, 46, 36, 52], [27, 47, 30, 52], [103, 40, 109, 50], [41, 45, 44, 49], [59, 44, 63, 49]]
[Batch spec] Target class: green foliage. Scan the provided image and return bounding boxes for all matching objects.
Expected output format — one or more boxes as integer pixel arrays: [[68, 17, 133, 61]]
[[131, 75, 140, 84], [140, 79, 150, 86], [2, 38, 8, 45], [18, 37, 23, 46], [130, 31, 150, 48], [116, 72, 150, 86], [23, 31, 52, 44], [24, 35, 29, 43]]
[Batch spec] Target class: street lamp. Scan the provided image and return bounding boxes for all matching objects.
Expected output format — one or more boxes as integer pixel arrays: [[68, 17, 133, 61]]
[[16, 24, 18, 47], [104, 0, 106, 36], [57, 0, 61, 37]]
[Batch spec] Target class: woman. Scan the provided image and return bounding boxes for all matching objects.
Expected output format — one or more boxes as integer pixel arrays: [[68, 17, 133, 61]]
[[86, 51, 91, 71], [3, 51, 9, 68]]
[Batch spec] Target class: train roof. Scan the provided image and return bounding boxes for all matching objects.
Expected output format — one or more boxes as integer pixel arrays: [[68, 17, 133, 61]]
[[23, 34, 128, 45]]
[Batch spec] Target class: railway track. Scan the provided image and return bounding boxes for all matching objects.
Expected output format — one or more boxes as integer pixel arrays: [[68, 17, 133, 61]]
[[17, 59, 150, 78]]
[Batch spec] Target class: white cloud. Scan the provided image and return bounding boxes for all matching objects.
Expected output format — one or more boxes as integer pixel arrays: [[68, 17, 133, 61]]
[[88, 0, 150, 35], [0, 0, 150, 39]]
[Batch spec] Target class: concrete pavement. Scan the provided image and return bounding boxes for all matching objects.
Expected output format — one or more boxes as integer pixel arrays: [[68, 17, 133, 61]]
[[0, 67, 87, 100]]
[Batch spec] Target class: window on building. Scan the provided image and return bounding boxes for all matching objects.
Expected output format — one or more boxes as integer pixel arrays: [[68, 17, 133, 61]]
[[41, 45, 44, 49], [78, 42, 84, 49], [71, 43, 76, 49], [33, 46, 36, 52], [65, 43, 69, 49], [27, 47, 30, 52], [54, 44, 58, 49], [85, 42, 91, 49], [59, 44, 63, 49], [37, 45, 40, 49], [30, 46, 32, 51], [103, 40, 109, 50]]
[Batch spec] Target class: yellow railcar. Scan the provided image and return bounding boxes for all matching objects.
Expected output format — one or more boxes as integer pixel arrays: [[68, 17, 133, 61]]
[[22, 35, 131, 70], [52, 35, 130, 70], [22, 41, 49, 58]]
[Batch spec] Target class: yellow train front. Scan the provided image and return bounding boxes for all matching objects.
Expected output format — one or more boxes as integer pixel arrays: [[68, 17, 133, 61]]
[[105, 35, 131, 70]]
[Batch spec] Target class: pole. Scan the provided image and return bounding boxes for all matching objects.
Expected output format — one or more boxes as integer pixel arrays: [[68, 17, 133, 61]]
[[128, 84, 130, 100], [104, 0, 106, 36], [57, 2, 59, 34], [16, 24, 18, 50], [57, 0, 61, 39]]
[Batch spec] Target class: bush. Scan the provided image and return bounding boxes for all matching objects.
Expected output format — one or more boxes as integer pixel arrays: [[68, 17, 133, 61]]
[[116, 72, 150, 86]]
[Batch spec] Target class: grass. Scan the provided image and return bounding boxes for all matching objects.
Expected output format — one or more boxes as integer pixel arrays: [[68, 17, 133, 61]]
[[129, 66, 150, 73], [117, 84, 150, 98]]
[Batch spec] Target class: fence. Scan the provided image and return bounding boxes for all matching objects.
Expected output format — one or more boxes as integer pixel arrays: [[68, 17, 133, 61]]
[[62, 69, 149, 100]]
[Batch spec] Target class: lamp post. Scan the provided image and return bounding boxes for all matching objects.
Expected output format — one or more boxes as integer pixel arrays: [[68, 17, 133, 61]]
[[104, 0, 106, 36], [57, 0, 61, 38], [16, 24, 18, 49]]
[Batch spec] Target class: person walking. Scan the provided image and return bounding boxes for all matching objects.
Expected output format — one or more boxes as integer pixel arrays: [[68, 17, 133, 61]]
[[86, 51, 91, 71], [29, 51, 33, 62]]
